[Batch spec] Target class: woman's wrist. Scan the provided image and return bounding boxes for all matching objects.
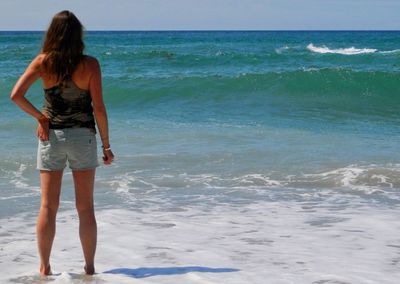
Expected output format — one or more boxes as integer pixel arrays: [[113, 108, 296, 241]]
[[37, 114, 49, 123], [101, 135, 109, 148], [102, 144, 111, 151], [101, 141, 110, 148]]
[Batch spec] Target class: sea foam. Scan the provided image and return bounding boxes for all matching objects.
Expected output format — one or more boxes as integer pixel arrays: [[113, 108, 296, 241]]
[[307, 43, 377, 55], [2, 201, 399, 284]]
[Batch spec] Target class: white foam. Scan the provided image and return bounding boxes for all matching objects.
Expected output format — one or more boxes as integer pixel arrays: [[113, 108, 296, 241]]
[[307, 43, 377, 55], [108, 172, 161, 193], [304, 166, 365, 187], [301, 164, 399, 195], [0, 193, 37, 201], [103, 164, 399, 199], [380, 49, 400, 54], [371, 174, 394, 188], [1, 200, 400, 284], [215, 50, 226, 56], [3, 163, 40, 192], [10, 164, 29, 188], [275, 45, 290, 54], [234, 173, 282, 187]]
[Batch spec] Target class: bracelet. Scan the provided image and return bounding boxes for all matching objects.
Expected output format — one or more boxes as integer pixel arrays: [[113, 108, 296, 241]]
[[102, 145, 111, 151]]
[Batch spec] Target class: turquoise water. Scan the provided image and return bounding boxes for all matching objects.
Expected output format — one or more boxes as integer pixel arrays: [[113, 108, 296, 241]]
[[1, 31, 400, 283], [1, 31, 400, 216]]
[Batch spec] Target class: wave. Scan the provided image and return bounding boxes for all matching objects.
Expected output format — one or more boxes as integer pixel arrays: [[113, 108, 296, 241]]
[[97, 45, 400, 65], [103, 68, 400, 106], [298, 165, 399, 194], [105, 164, 400, 204], [307, 43, 377, 55], [380, 49, 400, 54]]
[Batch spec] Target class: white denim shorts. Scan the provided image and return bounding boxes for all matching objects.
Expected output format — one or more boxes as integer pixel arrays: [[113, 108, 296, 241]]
[[37, 128, 99, 171]]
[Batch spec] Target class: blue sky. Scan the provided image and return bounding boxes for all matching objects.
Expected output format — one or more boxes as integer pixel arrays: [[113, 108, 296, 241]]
[[1, 0, 399, 30]]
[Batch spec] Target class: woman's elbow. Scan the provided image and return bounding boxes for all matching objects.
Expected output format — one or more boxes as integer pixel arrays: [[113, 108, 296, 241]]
[[10, 91, 20, 102], [10, 86, 26, 102]]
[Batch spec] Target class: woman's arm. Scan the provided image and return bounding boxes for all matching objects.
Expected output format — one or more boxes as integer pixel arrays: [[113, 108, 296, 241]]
[[88, 57, 114, 165], [10, 55, 50, 140]]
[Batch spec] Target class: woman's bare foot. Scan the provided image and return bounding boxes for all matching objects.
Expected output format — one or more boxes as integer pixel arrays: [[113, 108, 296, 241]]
[[84, 264, 95, 275], [39, 264, 52, 276]]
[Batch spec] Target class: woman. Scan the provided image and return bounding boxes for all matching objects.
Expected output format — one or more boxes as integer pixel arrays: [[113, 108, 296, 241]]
[[10, 11, 114, 276]]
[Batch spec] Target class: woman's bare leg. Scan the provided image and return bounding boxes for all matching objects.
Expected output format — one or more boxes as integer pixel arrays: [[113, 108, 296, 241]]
[[73, 169, 97, 275], [37, 170, 63, 276]]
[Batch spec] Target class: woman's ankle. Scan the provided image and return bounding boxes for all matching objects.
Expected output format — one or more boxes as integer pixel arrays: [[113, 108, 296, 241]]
[[84, 264, 95, 275], [39, 263, 51, 276]]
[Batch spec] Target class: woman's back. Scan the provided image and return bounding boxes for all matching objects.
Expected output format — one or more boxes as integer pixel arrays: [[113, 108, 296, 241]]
[[39, 55, 98, 130], [40, 55, 96, 91]]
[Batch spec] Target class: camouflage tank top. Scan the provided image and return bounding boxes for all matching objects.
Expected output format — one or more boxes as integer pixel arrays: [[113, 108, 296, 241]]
[[42, 79, 96, 131]]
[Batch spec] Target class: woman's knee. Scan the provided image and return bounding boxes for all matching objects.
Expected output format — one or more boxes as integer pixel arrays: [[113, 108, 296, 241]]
[[76, 207, 96, 225], [75, 202, 95, 216], [39, 202, 59, 216]]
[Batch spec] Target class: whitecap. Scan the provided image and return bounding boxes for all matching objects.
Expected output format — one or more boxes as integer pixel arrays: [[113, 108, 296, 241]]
[[301, 164, 399, 196], [380, 49, 400, 54], [307, 43, 377, 55], [234, 173, 282, 187], [215, 50, 227, 56], [371, 174, 393, 188], [9, 164, 31, 190], [275, 45, 290, 54]]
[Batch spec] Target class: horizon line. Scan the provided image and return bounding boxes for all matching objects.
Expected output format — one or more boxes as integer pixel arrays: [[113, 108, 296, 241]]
[[1, 29, 400, 32]]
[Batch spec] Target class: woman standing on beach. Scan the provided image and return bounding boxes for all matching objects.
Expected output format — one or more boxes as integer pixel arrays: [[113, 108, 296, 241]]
[[10, 10, 114, 275]]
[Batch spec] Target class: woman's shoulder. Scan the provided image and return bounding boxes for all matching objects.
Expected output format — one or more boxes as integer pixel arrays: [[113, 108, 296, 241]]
[[36, 53, 47, 61], [29, 53, 47, 75], [77, 55, 101, 81], [82, 55, 100, 68], [80, 55, 101, 77]]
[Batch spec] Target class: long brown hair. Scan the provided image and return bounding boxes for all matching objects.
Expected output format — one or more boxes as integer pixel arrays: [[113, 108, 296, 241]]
[[42, 10, 85, 83]]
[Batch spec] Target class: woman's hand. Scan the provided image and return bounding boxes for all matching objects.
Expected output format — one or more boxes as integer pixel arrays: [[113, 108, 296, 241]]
[[36, 115, 49, 141], [102, 147, 114, 165]]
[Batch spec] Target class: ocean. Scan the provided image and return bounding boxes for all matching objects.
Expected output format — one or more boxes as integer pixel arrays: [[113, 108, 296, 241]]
[[0, 31, 400, 283]]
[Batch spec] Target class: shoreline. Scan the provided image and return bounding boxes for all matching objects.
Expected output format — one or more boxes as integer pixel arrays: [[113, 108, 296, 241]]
[[2, 202, 399, 284]]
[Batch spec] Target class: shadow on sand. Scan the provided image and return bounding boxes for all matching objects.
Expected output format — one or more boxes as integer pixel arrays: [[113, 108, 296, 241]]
[[104, 266, 240, 278]]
